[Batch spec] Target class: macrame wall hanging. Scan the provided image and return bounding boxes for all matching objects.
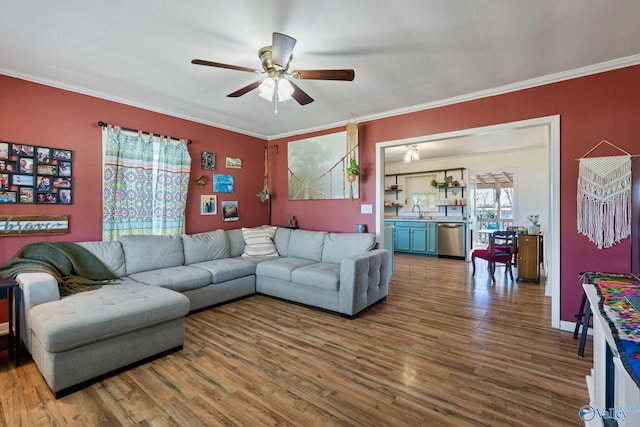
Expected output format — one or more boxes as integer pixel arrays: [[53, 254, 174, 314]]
[[346, 114, 359, 201], [576, 140, 636, 249]]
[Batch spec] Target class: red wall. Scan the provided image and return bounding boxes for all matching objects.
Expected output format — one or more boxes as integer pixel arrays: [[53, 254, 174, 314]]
[[269, 65, 640, 324], [0, 75, 266, 321], [2, 64, 640, 326]]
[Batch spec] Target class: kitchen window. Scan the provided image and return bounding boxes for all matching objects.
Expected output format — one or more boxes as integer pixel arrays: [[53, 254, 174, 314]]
[[404, 173, 438, 211]]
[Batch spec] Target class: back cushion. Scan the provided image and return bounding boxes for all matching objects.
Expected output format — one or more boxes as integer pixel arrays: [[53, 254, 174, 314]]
[[287, 230, 327, 262], [181, 230, 230, 265], [226, 229, 246, 258], [273, 227, 292, 257], [119, 235, 184, 275], [321, 233, 376, 264], [76, 241, 126, 277]]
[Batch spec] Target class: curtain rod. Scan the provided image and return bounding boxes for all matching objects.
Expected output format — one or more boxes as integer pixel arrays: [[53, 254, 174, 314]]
[[98, 121, 192, 144]]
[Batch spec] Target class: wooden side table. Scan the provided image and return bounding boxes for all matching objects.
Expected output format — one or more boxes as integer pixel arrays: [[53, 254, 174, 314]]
[[0, 279, 21, 367]]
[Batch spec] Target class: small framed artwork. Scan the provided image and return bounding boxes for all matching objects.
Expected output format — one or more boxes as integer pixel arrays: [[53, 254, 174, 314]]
[[225, 157, 242, 169], [201, 195, 217, 215], [18, 157, 34, 174], [52, 149, 72, 161], [12, 174, 34, 186], [19, 187, 34, 203], [58, 189, 72, 204], [0, 160, 16, 172], [36, 193, 57, 203], [213, 174, 234, 193], [53, 177, 71, 188], [0, 173, 9, 190], [37, 164, 57, 175], [36, 176, 50, 191], [58, 161, 71, 176], [221, 200, 239, 221], [201, 152, 215, 170], [36, 147, 51, 163], [0, 191, 17, 203], [12, 144, 34, 156], [0, 142, 9, 159]]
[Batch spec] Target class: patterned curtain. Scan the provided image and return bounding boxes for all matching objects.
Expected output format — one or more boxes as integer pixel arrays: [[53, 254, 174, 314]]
[[152, 136, 191, 235], [102, 127, 191, 241]]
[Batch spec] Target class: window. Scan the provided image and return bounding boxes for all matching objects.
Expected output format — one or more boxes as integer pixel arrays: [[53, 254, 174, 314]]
[[404, 173, 437, 211]]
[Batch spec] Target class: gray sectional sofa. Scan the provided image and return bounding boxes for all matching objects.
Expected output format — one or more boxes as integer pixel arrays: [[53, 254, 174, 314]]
[[16, 226, 391, 397]]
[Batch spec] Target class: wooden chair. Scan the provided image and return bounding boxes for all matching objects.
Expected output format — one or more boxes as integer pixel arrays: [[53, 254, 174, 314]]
[[471, 230, 517, 282]]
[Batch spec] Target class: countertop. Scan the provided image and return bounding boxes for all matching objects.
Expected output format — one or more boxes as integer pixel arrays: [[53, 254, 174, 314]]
[[384, 217, 467, 223]]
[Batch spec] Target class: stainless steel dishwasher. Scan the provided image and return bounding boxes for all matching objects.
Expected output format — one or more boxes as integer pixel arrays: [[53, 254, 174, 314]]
[[437, 223, 465, 258]]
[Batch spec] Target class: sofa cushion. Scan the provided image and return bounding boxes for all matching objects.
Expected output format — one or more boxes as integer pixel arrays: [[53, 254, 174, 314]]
[[189, 258, 257, 283], [128, 266, 211, 292], [287, 230, 327, 262], [226, 229, 246, 258], [291, 262, 341, 291], [273, 227, 292, 257], [119, 235, 184, 275], [321, 233, 376, 264], [77, 241, 126, 277], [28, 280, 189, 353], [181, 230, 229, 265], [256, 257, 317, 281], [242, 226, 278, 257]]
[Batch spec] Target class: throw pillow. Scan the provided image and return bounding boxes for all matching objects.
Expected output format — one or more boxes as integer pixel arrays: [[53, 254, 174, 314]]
[[241, 226, 279, 257]]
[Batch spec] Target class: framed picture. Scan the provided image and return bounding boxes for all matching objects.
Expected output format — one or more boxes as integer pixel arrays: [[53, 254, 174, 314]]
[[36, 147, 51, 163], [36, 193, 57, 203], [18, 157, 34, 174], [58, 161, 71, 176], [58, 189, 72, 204], [200, 195, 217, 215], [0, 191, 17, 203], [11, 144, 34, 157], [52, 149, 72, 161], [0, 173, 9, 190], [19, 187, 34, 203], [213, 174, 234, 193], [0, 142, 9, 159], [221, 200, 239, 221], [37, 164, 57, 175], [0, 160, 16, 172], [0, 140, 73, 204], [201, 152, 215, 170], [225, 157, 242, 169], [36, 176, 51, 191], [12, 174, 34, 186]]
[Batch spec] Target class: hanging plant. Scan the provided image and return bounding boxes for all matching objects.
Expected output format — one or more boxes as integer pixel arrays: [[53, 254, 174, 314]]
[[346, 158, 359, 182]]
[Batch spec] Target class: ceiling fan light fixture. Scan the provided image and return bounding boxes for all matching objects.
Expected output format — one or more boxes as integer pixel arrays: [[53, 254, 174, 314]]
[[404, 145, 419, 163], [258, 77, 294, 102]]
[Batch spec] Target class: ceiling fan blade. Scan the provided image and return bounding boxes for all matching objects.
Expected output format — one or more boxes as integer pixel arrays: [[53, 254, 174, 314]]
[[191, 59, 258, 74], [271, 32, 297, 69], [293, 69, 355, 81], [288, 80, 314, 105], [227, 81, 261, 97]]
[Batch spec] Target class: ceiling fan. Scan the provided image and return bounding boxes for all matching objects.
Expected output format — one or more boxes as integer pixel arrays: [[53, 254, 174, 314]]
[[191, 32, 355, 110]]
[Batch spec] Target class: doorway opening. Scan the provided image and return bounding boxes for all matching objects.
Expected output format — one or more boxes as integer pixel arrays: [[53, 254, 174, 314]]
[[375, 115, 560, 328], [471, 170, 516, 248]]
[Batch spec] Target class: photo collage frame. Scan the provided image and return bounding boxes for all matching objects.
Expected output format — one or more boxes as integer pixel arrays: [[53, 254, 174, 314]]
[[0, 141, 73, 204]]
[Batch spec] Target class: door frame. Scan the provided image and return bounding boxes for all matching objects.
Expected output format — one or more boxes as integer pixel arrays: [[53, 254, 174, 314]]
[[375, 115, 561, 328]]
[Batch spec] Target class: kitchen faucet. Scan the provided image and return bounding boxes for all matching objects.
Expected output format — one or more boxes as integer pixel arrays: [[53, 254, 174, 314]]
[[411, 204, 422, 219]]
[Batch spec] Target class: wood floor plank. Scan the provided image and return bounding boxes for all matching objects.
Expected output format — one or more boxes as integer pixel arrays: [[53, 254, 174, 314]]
[[0, 254, 593, 426]]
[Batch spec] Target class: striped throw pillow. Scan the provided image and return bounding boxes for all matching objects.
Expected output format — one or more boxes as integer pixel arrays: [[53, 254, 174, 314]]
[[241, 226, 279, 257]]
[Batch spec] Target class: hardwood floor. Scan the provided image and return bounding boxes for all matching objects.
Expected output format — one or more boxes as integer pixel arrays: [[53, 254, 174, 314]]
[[0, 254, 592, 426]]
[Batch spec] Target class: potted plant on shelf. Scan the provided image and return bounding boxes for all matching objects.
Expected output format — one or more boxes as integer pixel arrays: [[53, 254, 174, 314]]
[[527, 214, 540, 234]]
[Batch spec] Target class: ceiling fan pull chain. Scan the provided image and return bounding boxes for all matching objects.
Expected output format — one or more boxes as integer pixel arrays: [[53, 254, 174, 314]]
[[274, 79, 279, 114]]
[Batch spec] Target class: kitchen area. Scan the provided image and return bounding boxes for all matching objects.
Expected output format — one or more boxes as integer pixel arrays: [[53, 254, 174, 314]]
[[383, 167, 470, 261]]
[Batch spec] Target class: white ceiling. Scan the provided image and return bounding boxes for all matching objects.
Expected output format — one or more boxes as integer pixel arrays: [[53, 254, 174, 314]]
[[383, 125, 548, 163], [1, 1, 639, 140]]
